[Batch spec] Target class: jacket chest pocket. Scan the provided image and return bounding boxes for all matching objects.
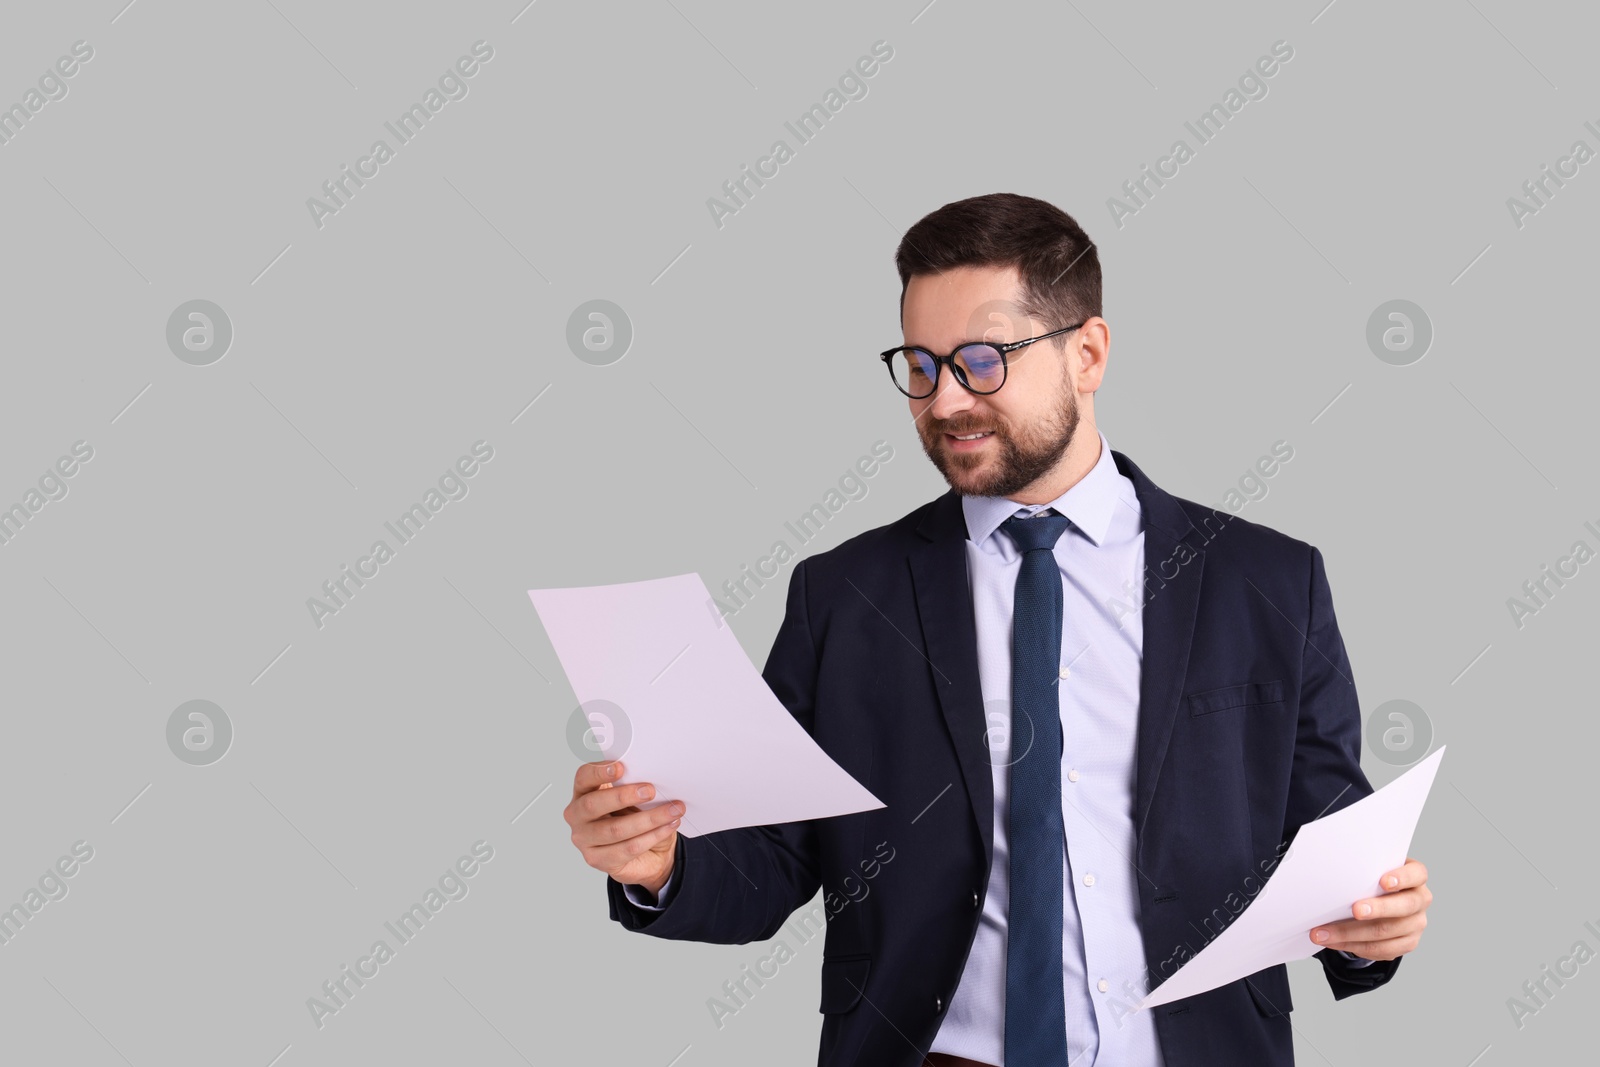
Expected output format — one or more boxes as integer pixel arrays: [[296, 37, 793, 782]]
[[819, 955, 871, 1014], [1187, 679, 1284, 716]]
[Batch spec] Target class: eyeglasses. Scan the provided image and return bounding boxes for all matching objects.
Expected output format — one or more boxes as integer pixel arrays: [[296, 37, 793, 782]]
[[879, 323, 1084, 399]]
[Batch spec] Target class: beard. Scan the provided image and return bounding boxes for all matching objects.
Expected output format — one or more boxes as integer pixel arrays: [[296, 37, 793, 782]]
[[918, 377, 1081, 498]]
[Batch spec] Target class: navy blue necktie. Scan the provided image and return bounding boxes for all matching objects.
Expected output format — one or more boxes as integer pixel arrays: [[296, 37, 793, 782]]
[[1001, 509, 1071, 1066]]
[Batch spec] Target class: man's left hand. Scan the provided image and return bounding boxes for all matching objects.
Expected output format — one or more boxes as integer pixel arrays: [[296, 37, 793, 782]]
[[1310, 857, 1431, 961]]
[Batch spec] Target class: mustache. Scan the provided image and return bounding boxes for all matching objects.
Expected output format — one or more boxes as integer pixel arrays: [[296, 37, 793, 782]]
[[931, 420, 1002, 436]]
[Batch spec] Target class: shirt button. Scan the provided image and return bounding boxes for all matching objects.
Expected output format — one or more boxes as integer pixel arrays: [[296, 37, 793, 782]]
[[934, 995, 944, 1013], [1083, 873, 1096, 887], [972, 889, 980, 908], [1058, 666, 1071, 679], [1067, 769, 1079, 783], [1098, 979, 1110, 993]]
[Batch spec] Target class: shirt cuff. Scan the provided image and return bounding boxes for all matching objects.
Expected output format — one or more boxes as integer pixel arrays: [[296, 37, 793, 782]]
[[621, 863, 678, 912], [1336, 949, 1377, 967]]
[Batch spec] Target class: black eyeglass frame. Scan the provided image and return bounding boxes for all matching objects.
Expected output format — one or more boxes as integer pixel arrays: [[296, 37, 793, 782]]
[[879, 322, 1085, 399]]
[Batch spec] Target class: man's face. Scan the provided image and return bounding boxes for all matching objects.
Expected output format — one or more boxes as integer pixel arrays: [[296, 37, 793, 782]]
[[901, 264, 1082, 498]]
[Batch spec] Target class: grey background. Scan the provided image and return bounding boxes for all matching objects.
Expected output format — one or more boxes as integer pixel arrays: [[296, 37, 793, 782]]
[[1, 0, 1594, 1064]]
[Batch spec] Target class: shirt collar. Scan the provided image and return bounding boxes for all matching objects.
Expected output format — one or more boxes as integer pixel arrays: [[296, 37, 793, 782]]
[[960, 430, 1120, 549]]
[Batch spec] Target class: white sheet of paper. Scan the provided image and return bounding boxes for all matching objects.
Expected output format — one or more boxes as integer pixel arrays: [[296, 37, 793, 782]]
[[1137, 746, 1445, 1010], [528, 572, 885, 836]]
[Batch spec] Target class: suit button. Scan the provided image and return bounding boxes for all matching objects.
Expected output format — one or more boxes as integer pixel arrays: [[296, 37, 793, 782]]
[[934, 995, 944, 1013], [972, 889, 980, 909]]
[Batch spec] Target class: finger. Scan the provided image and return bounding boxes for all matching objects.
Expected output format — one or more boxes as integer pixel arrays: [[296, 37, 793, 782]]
[[579, 780, 659, 821], [573, 799, 684, 849], [1324, 933, 1420, 961], [1379, 857, 1427, 892], [572, 760, 624, 800], [585, 816, 682, 872], [1350, 886, 1427, 921], [1313, 912, 1425, 947], [1310, 917, 1360, 947]]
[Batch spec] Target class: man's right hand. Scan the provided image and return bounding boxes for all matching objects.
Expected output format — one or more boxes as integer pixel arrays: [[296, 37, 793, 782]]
[[564, 760, 684, 898]]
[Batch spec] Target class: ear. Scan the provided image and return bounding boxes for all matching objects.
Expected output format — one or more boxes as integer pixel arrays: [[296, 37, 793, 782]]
[[1074, 317, 1110, 394]]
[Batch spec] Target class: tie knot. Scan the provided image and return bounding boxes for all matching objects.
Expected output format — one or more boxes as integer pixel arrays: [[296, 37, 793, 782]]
[[1001, 510, 1070, 554]]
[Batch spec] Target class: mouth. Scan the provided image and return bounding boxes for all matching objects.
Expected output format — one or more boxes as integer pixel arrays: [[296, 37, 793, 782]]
[[943, 430, 995, 452]]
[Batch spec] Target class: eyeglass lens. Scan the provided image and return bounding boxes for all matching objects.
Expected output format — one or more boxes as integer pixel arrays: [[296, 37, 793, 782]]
[[892, 344, 1005, 397]]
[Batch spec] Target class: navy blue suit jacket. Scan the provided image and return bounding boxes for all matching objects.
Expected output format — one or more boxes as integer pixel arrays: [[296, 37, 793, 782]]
[[608, 450, 1400, 1066]]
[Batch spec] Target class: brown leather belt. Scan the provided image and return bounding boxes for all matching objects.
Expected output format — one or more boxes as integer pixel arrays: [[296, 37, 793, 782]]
[[922, 1054, 999, 1067]]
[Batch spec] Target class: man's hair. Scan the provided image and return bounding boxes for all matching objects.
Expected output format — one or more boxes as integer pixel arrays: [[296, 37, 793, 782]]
[[895, 192, 1101, 350]]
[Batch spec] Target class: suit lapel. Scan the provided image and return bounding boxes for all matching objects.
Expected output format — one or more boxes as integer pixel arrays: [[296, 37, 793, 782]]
[[909, 491, 995, 869], [1114, 451, 1207, 867]]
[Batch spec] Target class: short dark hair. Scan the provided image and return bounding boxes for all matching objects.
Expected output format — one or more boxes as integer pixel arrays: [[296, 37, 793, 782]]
[[895, 192, 1101, 349]]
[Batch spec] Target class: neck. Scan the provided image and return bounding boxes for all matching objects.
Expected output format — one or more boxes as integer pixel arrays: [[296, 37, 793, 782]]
[[1007, 419, 1102, 506]]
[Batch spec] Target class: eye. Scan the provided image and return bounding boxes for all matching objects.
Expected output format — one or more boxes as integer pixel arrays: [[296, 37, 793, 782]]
[[957, 344, 1004, 379]]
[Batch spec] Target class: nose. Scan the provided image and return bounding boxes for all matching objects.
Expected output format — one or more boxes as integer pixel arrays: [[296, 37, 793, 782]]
[[921, 373, 976, 425]]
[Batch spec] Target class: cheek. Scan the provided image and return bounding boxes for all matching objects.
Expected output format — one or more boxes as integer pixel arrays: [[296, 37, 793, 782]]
[[982, 401, 1016, 430]]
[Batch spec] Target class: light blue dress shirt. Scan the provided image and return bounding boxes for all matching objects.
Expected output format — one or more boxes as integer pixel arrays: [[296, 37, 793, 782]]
[[625, 430, 1368, 1063], [930, 429, 1162, 1065]]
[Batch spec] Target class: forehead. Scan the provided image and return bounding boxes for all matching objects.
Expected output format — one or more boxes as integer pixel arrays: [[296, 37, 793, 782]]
[[902, 264, 1030, 345]]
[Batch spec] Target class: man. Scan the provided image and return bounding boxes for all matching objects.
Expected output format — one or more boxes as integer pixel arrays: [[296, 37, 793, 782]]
[[563, 193, 1432, 1066]]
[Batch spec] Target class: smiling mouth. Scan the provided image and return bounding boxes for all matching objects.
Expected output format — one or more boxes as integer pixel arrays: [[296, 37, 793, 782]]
[[944, 430, 995, 451]]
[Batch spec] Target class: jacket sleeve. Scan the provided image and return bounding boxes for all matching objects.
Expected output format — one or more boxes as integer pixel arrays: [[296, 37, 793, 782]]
[[1283, 545, 1403, 999], [605, 559, 824, 944]]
